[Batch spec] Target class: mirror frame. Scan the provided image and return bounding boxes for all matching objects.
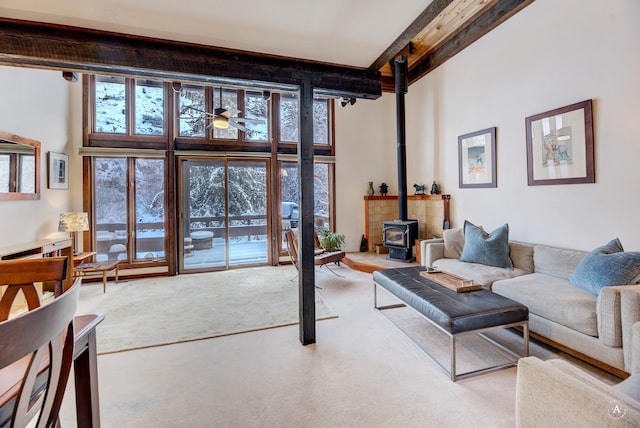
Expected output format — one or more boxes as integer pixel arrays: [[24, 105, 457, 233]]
[[0, 130, 41, 201]]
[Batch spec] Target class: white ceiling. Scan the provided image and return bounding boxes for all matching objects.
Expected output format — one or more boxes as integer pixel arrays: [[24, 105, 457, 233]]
[[0, 0, 432, 68]]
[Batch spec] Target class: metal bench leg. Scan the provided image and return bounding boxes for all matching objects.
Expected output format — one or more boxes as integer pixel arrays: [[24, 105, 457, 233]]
[[451, 335, 457, 382]]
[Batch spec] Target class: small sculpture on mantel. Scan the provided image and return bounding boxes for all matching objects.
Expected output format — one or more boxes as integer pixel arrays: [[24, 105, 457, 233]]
[[367, 182, 375, 196], [413, 183, 426, 195], [430, 180, 441, 195], [379, 182, 389, 196]]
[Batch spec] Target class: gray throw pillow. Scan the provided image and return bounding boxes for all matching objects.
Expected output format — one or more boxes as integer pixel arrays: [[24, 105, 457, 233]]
[[459, 221, 513, 270], [569, 238, 640, 295]]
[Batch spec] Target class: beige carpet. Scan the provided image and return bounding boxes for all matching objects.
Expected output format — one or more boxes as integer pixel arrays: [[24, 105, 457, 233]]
[[91, 265, 336, 354], [61, 264, 622, 427]]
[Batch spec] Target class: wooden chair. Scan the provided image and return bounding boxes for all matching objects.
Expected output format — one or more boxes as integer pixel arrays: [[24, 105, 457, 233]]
[[0, 276, 80, 428], [0, 257, 68, 321], [285, 229, 345, 276]]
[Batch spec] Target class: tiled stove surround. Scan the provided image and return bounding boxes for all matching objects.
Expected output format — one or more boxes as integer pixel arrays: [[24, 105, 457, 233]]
[[364, 195, 450, 252]]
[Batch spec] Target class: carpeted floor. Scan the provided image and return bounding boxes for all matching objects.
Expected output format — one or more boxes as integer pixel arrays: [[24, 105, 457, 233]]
[[61, 263, 620, 427], [86, 265, 336, 354]]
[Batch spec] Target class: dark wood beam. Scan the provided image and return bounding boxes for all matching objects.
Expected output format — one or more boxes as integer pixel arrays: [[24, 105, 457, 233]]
[[298, 77, 316, 345], [369, 0, 455, 72], [0, 18, 381, 100], [408, 0, 535, 84]]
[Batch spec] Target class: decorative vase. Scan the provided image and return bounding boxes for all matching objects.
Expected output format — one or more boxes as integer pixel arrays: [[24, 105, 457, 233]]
[[367, 182, 375, 196]]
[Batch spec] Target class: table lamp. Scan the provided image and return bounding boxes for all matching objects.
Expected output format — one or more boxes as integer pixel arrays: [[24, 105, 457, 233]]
[[59, 212, 90, 255]]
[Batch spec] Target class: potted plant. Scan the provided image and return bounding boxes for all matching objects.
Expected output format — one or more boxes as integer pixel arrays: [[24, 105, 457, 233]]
[[317, 228, 346, 252]]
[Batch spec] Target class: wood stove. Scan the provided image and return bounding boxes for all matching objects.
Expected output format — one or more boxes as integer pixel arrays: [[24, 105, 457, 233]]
[[382, 56, 419, 262], [382, 220, 418, 262]]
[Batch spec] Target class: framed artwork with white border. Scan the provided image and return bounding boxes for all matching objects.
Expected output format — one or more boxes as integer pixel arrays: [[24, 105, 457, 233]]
[[48, 152, 69, 189], [525, 99, 594, 186], [458, 127, 497, 188]]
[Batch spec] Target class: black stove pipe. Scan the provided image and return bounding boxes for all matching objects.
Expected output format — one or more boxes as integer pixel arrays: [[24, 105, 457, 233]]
[[395, 56, 409, 221]]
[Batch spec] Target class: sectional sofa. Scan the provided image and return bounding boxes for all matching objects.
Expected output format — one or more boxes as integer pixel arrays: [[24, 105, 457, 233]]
[[419, 222, 640, 376]]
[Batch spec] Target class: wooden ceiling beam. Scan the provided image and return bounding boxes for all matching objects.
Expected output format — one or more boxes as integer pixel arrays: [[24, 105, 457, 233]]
[[379, 0, 534, 91], [407, 0, 534, 84], [0, 18, 381, 100], [369, 0, 455, 72]]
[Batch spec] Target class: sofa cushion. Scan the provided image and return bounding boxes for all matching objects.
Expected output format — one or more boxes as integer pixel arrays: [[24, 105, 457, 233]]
[[443, 227, 464, 259], [493, 273, 598, 337], [509, 242, 535, 273], [534, 245, 586, 279], [459, 221, 513, 269], [569, 238, 640, 295], [432, 259, 528, 289]]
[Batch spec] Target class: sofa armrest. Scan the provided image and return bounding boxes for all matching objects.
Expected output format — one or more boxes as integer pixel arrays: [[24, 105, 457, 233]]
[[420, 239, 444, 267], [621, 288, 640, 373], [632, 322, 640, 375], [516, 356, 640, 427], [596, 285, 640, 351]]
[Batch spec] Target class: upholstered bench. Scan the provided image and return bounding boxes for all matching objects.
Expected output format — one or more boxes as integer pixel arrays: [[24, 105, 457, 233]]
[[373, 266, 529, 381]]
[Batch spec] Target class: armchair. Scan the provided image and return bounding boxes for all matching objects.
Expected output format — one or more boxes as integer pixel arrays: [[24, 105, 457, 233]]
[[285, 229, 345, 275], [516, 356, 640, 427]]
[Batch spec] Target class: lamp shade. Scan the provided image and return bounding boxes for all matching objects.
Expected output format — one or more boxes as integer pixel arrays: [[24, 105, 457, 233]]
[[58, 212, 89, 232]]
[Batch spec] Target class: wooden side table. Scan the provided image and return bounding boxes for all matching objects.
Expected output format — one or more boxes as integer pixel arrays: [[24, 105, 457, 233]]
[[73, 251, 97, 266], [74, 260, 119, 293]]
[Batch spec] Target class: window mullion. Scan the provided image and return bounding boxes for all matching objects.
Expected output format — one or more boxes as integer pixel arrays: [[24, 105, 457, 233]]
[[127, 78, 135, 136], [127, 157, 137, 260]]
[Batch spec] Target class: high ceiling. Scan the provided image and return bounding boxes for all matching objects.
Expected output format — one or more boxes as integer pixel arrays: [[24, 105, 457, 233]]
[[0, 0, 533, 92]]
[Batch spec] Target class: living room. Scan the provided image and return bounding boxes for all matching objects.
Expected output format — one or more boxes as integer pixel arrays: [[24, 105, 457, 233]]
[[1, 0, 639, 426]]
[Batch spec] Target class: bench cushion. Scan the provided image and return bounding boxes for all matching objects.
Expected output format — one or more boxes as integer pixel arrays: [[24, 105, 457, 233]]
[[373, 267, 528, 335]]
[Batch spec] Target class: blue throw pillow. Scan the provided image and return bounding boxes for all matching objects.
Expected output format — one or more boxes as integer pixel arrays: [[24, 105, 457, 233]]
[[569, 238, 640, 295], [459, 221, 513, 270]]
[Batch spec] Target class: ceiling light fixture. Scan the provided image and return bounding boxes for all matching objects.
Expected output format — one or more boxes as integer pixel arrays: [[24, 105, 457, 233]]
[[213, 115, 229, 129]]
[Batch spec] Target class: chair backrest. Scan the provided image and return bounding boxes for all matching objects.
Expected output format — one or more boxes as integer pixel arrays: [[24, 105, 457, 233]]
[[285, 229, 299, 269], [0, 279, 79, 428], [0, 257, 68, 321]]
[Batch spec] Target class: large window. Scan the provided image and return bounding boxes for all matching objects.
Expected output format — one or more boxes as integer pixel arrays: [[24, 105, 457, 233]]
[[86, 74, 336, 272], [279, 161, 333, 250], [93, 75, 166, 137], [135, 80, 164, 136], [93, 157, 166, 263], [95, 76, 127, 134], [178, 86, 269, 142], [278, 94, 330, 145]]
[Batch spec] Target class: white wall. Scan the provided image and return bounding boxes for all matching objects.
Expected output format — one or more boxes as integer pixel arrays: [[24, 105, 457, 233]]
[[334, 94, 397, 251], [0, 66, 83, 247], [337, 0, 640, 252]]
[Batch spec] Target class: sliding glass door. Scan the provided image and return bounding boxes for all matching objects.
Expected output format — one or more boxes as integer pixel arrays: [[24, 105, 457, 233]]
[[179, 158, 269, 272]]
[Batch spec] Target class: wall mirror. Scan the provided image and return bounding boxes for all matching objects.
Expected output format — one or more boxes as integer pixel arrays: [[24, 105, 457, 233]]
[[0, 130, 40, 200]]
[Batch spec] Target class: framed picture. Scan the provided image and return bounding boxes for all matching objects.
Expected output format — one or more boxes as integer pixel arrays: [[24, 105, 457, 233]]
[[525, 99, 594, 186], [458, 127, 497, 188], [48, 152, 69, 189]]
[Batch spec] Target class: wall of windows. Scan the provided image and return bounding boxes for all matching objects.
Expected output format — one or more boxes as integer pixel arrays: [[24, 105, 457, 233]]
[[85, 74, 336, 274]]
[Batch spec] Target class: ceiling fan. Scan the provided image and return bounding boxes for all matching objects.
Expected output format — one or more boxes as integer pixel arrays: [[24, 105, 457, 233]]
[[182, 87, 264, 132]]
